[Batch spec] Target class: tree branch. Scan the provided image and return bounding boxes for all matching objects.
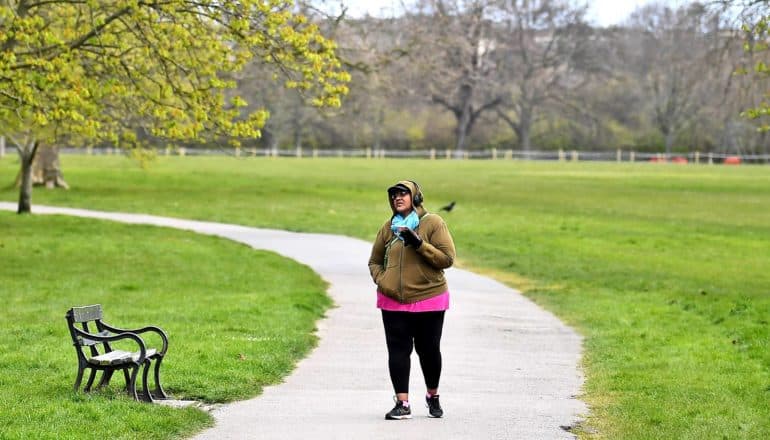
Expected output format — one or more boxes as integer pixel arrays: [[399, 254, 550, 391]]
[[432, 95, 461, 119], [470, 96, 502, 126]]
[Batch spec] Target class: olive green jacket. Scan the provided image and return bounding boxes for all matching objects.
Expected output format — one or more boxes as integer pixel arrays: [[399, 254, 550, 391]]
[[368, 183, 456, 303]]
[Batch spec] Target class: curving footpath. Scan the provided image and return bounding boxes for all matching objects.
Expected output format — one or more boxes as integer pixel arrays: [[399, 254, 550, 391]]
[[1, 203, 587, 439]]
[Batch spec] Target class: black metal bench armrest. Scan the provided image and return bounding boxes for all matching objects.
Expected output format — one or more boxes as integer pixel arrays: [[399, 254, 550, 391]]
[[99, 322, 169, 355], [71, 327, 149, 363]]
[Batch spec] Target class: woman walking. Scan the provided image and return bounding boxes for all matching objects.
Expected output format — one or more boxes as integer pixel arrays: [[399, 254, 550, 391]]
[[368, 180, 456, 420]]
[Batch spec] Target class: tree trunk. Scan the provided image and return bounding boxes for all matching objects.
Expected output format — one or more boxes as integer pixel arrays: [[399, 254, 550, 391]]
[[454, 84, 473, 154], [519, 108, 533, 152], [497, 107, 532, 153], [293, 127, 302, 150], [373, 108, 384, 150], [33, 144, 69, 189], [455, 116, 470, 153], [664, 131, 675, 157], [17, 141, 38, 214], [520, 125, 531, 153], [259, 128, 277, 152], [292, 100, 303, 150]]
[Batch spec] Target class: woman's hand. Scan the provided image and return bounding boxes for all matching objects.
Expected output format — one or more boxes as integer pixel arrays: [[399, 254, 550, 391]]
[[400, 228, 423, 248]]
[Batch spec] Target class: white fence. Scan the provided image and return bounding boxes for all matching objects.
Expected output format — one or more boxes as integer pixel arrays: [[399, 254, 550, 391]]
[[51, 146, 770, 164]]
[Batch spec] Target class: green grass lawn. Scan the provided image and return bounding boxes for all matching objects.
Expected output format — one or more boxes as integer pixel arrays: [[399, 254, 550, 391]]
[[1, 155, 769, 438], [0, 210, 330, 439]]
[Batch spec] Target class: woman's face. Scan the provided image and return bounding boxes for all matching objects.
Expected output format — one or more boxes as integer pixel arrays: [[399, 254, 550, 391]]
[[390, 189, 413, 215]]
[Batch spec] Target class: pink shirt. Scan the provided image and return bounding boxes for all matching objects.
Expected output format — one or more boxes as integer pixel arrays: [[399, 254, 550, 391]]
[[376, 290, 450, 312]]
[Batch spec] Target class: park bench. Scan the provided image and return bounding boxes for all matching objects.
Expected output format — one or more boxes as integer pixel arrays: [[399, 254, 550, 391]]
[[65, 304, 169, 402]]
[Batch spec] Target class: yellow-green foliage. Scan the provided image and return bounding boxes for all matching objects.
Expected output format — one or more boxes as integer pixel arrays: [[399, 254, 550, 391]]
[[0, 1, 350, 146], [742, 14, 770, 130]]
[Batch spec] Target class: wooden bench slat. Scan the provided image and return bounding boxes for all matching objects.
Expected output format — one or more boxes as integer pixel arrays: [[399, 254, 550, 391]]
[[77, 330, 111, 346], [88, 348, 157, 366], [71, 305, 103, 323]]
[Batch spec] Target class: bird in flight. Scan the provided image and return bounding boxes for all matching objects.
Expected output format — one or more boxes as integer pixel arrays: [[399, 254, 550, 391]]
[[439, 201, 456, 212]]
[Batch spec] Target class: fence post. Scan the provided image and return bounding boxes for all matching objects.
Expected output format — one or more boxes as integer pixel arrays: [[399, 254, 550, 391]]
[[366, 147, 371, 159], [0, 136, 5, 158], [178, 147, 186, 157], [617, 148, 622, 162], [381, 148, 386, 159], [430, 148, 436, 160], [558, 149, 565, 162], [630, 151, 635, 162], [464, 151, 469, 160], [506, 149, 512, 160], [235, 147, 241, 157], [296, 147, 302, 158], [708, 152, 713, 165], [695, 151, 700, 164], [571, 150, 578, 162], [446, 148, 451, 160], [492, 148, 497, 160], [313, 148, 318, 158], [87, 145, 93, 156]]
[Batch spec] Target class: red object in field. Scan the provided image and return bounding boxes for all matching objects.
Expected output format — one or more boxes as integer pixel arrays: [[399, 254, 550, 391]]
[[671, 156, 688, 164], [648, 156, 666, 163], [724, 156, 741, 165]]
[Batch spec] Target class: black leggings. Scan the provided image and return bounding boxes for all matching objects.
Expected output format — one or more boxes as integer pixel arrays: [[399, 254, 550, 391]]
[[381, 310, 445, 394]]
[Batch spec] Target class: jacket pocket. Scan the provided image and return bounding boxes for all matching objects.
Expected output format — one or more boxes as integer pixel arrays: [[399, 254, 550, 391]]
[[417, 263, 442, 285], [378, 267, 399, 296]]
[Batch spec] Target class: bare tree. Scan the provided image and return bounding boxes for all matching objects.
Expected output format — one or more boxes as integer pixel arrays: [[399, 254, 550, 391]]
[[623, 2, 719, 156], [493, 0, 593, 151], [410, 0, 502, 153]]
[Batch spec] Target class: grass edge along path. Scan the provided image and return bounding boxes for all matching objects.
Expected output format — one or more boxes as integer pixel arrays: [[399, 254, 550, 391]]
[[0, 211, 331, 439]]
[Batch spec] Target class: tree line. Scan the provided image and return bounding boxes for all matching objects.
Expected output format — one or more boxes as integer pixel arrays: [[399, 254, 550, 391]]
[[241, 0, 770, 156]]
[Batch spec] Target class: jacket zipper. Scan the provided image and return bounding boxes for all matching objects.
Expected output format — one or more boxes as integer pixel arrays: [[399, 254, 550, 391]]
[[398, 241, 404, 302]]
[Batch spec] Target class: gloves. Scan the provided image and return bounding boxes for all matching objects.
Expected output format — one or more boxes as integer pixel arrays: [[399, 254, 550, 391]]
[[400, 228, 423, 248]]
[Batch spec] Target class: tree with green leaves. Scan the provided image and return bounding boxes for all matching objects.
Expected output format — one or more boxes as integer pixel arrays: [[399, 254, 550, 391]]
[[738, 2, 770, 130], [1, 0, 349, 213]]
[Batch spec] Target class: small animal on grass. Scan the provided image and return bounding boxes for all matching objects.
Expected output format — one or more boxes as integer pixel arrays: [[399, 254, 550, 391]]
[[439, 201, 456, 212]]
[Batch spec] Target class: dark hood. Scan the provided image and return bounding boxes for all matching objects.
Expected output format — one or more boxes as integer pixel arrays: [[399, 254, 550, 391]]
[[388, 180, 426, 216]]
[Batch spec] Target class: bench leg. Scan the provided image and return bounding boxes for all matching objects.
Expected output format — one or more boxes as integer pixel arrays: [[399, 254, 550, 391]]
[[73, 367, 85, 392], [96, 370, 114, 390], [84, 369, 98, 392], [141, 360, 154, 403], [127, 365, 140, 401], [153, 357, 168, 399]]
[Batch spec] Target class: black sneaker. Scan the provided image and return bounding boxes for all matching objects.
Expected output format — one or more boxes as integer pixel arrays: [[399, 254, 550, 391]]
[[426, 394, 443, 418], [385, 399, 412, 420]]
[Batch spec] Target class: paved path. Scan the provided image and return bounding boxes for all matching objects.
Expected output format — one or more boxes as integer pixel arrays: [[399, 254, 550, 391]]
[[1, 203, 587, 439]]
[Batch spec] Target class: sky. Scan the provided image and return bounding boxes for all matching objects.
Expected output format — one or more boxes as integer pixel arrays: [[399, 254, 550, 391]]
[[337, 0, 693, 27]]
